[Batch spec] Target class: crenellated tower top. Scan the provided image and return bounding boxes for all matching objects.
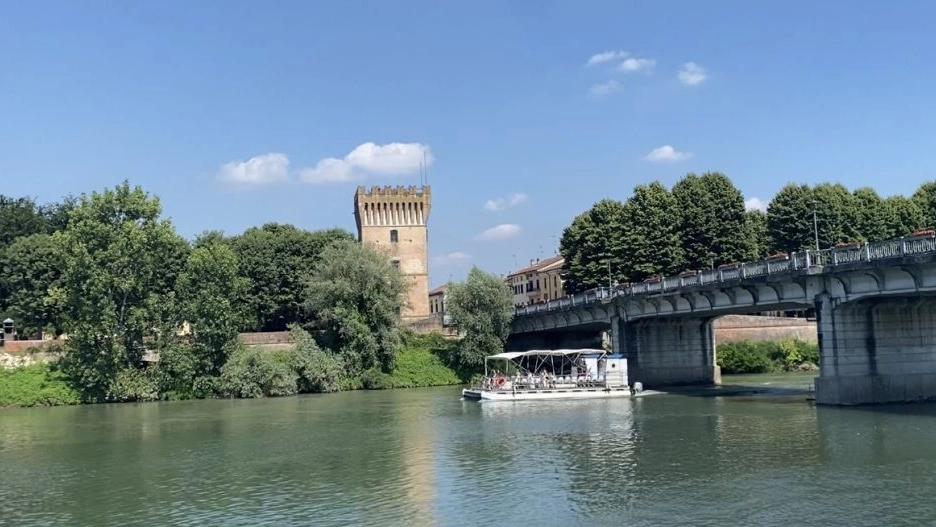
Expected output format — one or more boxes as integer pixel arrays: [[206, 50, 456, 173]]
[[354, 185, 431, 232]]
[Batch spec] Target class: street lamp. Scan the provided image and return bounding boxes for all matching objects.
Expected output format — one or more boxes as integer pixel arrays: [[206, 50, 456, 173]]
[[812, 201, 820, 251]]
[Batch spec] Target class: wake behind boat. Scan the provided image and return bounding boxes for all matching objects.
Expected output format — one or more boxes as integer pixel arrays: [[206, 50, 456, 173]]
[[462, 348, 652, 401]]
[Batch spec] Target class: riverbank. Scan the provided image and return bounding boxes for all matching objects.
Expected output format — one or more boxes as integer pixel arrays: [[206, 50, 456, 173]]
[[0, 332, 467, 408]]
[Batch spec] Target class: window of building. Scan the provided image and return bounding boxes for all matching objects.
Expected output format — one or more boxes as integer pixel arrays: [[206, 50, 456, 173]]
[[390, 229, 399, 243], [391, 260, 400, 270]]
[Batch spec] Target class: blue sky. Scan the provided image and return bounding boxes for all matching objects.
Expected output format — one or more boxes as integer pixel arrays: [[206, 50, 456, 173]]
[[3, 1, 935, 288]]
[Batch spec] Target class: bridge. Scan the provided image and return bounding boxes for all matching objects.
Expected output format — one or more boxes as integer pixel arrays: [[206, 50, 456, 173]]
[[509, 233, 936, 405]]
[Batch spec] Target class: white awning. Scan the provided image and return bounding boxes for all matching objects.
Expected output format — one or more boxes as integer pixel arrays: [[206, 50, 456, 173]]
[[486, 352, 526, 360], [520, 349, 605, 357]]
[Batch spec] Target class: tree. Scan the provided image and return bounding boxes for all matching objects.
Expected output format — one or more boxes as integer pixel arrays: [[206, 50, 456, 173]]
[[558, 199, 627, 293], [0, 233, 63, 338], [0, 195, 47, 246], [42, 194, 79, 233], [849, 187, 889, 242], [767, 184, 816, 253], [445, 267, 514, 369], [671, 172, 747, 270], [621, 181, 684, 280], [912, 181, 936, 230], [52, 181, 188, 402], [812, 182, 856, 246], [231, 224, 355, 331], [883, 195, 926, 238], [742, 210, 770, 260], [303, 239, 406, 375], [168, 232, 246, 393]]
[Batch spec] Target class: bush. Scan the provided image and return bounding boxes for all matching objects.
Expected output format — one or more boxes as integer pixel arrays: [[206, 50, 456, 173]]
[[218, 344, 298, 398], [717, 339, 819, 374], [288, 325, 344, 393], [109, 367, 160, 402], [384, 347, 463, 388], [0, 363, 80, 407]]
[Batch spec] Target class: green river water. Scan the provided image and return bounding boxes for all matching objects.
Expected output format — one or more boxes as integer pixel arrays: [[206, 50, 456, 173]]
[[2, 372, 936, 526]]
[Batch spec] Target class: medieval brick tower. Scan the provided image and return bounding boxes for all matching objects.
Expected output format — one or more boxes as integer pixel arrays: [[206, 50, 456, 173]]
[[354, 185, 431, 322]]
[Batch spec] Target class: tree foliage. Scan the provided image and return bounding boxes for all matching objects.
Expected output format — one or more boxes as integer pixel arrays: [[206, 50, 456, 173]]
[[884, 195, 926, 238], [446, 267, 514, 369], [230, 224, 355, 331], [767, 184, 816, 253], [52, 181, 189, 402], [558, 199, 627, 293], [621, 181, 684, 280], [672, 172, 747, 270], [0, 195, 48, 246], [0, 233, 63, 338], [742, 210, 770, 260], [303, 239, 406, 375]]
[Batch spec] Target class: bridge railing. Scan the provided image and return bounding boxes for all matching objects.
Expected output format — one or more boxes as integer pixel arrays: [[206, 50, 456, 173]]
[[513, 232, 936, 317]]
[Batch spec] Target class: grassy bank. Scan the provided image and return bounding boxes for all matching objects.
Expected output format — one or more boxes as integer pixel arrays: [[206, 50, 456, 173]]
[[0, 364, 80, 407], [0, 332, 467, 408], [717, 339, 819, 374]]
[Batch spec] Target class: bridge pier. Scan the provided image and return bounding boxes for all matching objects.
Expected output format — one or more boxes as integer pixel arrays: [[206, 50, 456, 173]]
[[815, 295, 936, 405], [620, 316, 720, 387]]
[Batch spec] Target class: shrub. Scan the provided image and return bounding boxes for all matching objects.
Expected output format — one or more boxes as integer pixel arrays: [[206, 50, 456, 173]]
[[109, 367, 160, 402], [384, 347, 463, 388], [0, 363, 80, 407], [288, 325, 344, 393], [717, 339, 819, 374], [219, 344, 297, 398]]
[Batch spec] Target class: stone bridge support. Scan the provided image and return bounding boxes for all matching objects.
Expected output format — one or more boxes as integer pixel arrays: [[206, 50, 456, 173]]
[[617, 316, 720, 387], [815, 294, 936, 405]]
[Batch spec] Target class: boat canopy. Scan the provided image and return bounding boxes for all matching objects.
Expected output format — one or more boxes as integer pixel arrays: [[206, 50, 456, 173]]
[[486, 349, 605, 361]]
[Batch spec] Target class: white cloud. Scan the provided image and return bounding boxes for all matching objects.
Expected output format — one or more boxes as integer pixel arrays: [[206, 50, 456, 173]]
[[619, 57, 656, 73], [299, 142, 433, 184], [433, 251, 471, 266], [586, 50, 628, 67], [643, 145, 694, 163], [484, 192, 529, 211], [217, 153, 290, 185], [678, 62, 708, 86], [475, 224, 522, 241], [745, 197, 767, 212], [588, 80, 620, 97]]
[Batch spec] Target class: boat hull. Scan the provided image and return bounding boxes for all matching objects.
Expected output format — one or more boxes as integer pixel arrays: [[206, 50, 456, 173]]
[[461, 386, 649, 401]]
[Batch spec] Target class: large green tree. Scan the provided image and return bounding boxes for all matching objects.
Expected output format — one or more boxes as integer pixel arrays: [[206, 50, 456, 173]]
[[0, 233, 63, 338], [849, 187, 889, 242], [621, 181, 684, 280], [742, 209, 770, 260], [231, 224, 355, 331], [912, 181, 936, 230], [445, 267, 514, 369], [165, 232, 246, 394], [558, 199, 627, 293], [884, 195, 926, 238], [767, 184, 816, 253], [672, 172, 747, 270], [812, 182, 856, 246], [0, 195, 47, 246], [52, 182, 189, 402], [303, 239, 406, 375]]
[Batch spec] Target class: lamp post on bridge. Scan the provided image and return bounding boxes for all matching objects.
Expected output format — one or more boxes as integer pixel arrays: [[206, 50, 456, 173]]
[[812, 201, 820, 251]]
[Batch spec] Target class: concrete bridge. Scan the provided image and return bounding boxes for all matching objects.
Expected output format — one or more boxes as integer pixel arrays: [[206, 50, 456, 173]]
[[509, 234, 936, 405]]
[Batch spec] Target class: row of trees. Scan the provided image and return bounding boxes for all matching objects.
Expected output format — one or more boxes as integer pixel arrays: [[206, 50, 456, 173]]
[[0, 182, 516, 402], [559, 173, 936, 292]]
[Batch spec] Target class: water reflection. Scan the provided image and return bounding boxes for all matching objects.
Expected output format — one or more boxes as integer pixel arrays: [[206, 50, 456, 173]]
[[5, 382, 936, 526]]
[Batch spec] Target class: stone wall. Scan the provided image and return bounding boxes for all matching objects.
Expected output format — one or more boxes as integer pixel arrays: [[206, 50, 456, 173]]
[[714, 314, 817, 343], [237, 331, 294, 346]]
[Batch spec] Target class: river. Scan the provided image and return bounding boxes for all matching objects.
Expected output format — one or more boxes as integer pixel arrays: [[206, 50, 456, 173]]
[[2, 373, 936, 526]]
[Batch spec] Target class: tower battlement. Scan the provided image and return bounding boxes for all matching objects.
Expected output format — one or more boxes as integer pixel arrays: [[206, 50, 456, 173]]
[[354, 185, 431, 229]]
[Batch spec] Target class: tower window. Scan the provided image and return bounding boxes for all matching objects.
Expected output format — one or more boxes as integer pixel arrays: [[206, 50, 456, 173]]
[[391, 260, 401, 270], [390, 229, 399, 243]]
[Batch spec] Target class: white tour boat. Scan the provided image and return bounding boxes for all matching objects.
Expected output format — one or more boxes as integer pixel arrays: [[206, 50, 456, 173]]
[[461, 348, 649, 401]]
